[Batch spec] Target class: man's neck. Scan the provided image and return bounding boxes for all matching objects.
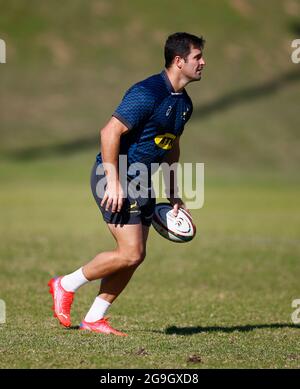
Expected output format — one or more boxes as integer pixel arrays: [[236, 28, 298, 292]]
[[165, 68, 188, 93]]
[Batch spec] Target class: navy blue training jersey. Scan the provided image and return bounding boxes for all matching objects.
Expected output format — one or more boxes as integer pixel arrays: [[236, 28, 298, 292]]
[[96, 70, 193, 178]]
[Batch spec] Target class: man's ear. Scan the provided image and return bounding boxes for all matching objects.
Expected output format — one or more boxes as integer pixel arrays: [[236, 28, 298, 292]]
[[174, 55, 184, 69]]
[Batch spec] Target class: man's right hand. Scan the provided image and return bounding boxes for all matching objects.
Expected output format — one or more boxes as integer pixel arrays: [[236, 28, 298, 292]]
[[100, 180, 124, 213]]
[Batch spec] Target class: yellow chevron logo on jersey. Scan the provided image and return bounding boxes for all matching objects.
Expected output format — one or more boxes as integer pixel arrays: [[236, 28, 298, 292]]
[[154, 133, 176, 150], [130, 201, 138, 209]]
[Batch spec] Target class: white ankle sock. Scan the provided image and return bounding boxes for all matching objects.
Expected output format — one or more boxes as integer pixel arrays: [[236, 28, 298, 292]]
[[61, 267, 89, 292], [84, 296, 111, 323]]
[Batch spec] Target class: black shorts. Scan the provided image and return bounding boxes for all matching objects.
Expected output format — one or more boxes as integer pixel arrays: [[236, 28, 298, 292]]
[[90, 162, 156, 226]]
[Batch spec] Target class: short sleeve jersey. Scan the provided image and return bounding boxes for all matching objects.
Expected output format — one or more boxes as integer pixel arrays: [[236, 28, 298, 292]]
[[96, 70, 193, 177]]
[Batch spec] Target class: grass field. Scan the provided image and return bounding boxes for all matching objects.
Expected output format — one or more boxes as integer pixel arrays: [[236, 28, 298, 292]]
[[0, 153, 300, 368], [1, 0, 300, 369]]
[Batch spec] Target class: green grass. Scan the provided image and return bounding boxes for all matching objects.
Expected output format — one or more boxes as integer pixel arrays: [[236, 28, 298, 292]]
[[0, 154, 300, 368], [0, 0, 300, 369]]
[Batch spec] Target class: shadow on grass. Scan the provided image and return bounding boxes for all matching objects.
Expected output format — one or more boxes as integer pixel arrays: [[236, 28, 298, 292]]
[[4, 134, 98, 161], [67, 325, 80, 330], [4, 68, 300, 161], [289, 19, 300, 35], [164, 323, 300, 335], [192, 68, 300, 120]]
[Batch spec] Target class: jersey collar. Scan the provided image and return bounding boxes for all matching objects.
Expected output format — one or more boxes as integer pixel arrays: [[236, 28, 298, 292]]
[[160, 70, 183, 95]]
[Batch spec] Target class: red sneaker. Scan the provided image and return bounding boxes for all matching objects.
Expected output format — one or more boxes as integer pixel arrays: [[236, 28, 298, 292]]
[[79, 317, 128, 336], [48, 276, 74, 327]]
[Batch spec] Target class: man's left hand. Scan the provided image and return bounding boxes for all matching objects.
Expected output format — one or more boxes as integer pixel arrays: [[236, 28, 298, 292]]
[[168, 196, 190, 217]]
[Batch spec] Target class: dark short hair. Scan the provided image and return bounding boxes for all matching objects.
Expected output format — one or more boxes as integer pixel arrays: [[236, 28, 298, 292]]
[[164, 32, 205, 68]]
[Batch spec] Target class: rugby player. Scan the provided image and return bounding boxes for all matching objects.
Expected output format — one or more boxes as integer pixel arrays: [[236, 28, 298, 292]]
[[48, 32, 205, 335]]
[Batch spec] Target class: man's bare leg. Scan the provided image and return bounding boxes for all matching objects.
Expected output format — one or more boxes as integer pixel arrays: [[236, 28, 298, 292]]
[[98, 224, 150, 303], [80, 223, 149, 334], [82, 223, 147, 281]]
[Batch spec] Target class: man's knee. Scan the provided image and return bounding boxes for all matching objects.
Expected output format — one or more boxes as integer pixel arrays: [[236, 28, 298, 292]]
[[120, 247, 146, 267]]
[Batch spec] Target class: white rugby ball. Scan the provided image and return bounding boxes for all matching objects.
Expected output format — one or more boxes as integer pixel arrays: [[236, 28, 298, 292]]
[[152, 202, 196, 243]]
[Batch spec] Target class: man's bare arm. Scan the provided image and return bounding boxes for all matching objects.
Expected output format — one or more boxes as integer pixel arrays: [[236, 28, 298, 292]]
[[100, 116, 129, 213], [163, 136, 180, 197], [162, 137, 190, 216]]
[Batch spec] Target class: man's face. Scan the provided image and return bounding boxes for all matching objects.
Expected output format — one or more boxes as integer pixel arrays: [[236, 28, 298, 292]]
[[181, 46, 206, 81]]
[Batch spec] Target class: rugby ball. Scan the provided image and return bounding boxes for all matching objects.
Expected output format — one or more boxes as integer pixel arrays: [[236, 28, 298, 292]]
[[152, 202, 196, 243]]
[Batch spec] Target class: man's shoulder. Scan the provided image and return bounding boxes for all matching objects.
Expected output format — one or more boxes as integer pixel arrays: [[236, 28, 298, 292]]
[[138, 72, 165, 88], [130, 73, 167, 99]]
